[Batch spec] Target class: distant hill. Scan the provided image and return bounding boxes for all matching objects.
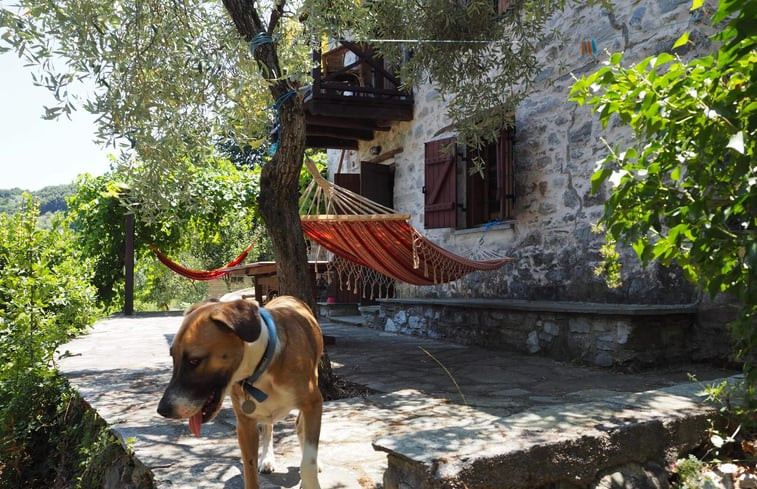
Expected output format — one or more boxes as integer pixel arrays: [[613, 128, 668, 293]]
[[0, 184, 76, 215]]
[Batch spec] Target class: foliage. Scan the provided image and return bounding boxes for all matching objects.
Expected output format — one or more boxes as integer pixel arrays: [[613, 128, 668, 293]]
[[0, 196, 99, 375], [0, 0, 305, 220], [66, 159, 266, 311], [591, 224, 622, 289], [0, 374, 144, 489], [0, 195, 100, 486], [670, 454, 716, 489], [0, 184, 76, 215], [570, 0, 756, 400]]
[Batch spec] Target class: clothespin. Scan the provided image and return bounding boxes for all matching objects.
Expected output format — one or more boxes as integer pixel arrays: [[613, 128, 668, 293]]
[[581, 39, 598, 57]]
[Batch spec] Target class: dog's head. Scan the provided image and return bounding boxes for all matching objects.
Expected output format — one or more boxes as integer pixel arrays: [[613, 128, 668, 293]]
[[157, 299, 263, 435]]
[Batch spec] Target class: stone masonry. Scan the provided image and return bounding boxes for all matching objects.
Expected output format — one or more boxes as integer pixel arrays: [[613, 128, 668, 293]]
[[365, 299, 730, 369], [327, 0, 732, 364], [331, 0, 717, 305]]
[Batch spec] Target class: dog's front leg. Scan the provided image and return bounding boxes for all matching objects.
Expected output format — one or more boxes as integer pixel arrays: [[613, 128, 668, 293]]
[[258, 423, 276, 473], [234, 409, 260, 489], [296, 396, 323, 489]]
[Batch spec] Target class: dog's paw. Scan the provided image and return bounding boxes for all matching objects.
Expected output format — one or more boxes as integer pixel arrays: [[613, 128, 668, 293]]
[[258, 457, 276, 474]]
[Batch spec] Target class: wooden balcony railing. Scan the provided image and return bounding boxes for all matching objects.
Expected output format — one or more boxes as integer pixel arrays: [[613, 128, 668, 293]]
[[303, 41, 414, 149]]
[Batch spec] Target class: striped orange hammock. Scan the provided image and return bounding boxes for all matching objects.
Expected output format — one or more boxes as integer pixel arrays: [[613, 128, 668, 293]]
[[300, 160, 512, 290], [148, 243, 253, 281]]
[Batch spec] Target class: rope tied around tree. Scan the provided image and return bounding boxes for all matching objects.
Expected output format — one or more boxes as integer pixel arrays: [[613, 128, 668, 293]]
[[267, 90, 297, 155], [248, 32, 274, 52]]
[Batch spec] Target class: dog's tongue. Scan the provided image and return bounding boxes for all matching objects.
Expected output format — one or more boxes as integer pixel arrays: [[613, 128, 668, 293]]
[[189, 411, 203, 437]]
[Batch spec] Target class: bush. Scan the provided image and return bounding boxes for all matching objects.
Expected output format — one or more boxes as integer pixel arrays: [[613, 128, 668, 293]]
[[570, 0, 756, 404], [0, 195, 100, 487]]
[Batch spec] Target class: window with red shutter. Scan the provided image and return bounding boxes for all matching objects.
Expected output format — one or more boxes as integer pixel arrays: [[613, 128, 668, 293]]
[[466, 126, 515, 227], [424, 128, 514, 229]]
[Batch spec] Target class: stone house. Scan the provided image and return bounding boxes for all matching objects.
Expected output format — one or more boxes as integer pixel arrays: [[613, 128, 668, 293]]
[[303, 0, 734, 369]]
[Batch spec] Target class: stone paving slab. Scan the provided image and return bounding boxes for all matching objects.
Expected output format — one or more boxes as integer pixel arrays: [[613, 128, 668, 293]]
[[372, 380, 737, 488], [56, 313, 739, 489]]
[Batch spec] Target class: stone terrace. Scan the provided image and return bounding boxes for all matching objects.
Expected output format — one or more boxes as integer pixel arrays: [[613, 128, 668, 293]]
[[56, 312, 740, 489]]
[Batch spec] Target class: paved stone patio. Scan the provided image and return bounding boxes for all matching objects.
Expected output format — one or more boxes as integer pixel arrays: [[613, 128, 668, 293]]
[[56, 312, 739, 489]]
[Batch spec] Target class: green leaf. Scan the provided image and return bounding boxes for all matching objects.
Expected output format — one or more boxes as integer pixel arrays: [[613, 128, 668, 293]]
[[631, 240, 646, 260], [653, 52, 675, 67], [591, 168, 613, 194], [672, 32, 690, 49]]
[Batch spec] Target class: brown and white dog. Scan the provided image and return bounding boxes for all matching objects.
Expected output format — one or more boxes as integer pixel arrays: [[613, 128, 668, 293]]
[[157, 296, 324, 489]]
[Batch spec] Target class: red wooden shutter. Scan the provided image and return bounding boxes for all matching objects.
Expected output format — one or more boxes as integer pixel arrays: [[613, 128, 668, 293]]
[[424, 137, 457, 229]]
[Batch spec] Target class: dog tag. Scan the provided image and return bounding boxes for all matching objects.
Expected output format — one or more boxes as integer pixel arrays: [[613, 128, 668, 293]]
[[241, 399, 256, 414]]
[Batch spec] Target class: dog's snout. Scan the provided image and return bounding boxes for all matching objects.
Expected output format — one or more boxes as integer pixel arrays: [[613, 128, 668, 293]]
[[157, 396, 173, 418]]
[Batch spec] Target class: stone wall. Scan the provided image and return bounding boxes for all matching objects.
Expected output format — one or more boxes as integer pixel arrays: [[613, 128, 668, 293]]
[[328, 0, 717, 306], [367, 299, 733, 369], [326, 0, 734, 365]]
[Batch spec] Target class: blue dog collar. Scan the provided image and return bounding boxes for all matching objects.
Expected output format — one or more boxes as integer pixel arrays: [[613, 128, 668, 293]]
[[241, 308, 277, 403]]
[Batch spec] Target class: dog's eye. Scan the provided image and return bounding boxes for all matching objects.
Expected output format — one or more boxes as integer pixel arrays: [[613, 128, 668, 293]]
[[186, 357, 202, 368]]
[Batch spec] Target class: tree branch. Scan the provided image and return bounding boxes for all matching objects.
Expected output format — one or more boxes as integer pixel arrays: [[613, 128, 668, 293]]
[[222, 0, 288, 95], [221, 0, 265, 41], [268, 0, 287, 36]]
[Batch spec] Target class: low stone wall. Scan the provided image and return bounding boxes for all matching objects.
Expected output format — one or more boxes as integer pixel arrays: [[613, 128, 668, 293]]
[[369, 299, 727, 369]]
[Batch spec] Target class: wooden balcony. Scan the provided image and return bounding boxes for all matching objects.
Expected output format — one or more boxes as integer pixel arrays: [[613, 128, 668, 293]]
[[302, 41, 414, 150]]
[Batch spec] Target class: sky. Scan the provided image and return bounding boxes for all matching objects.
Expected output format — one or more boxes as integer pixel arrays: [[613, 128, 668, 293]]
[[0, 53, 113, 191]]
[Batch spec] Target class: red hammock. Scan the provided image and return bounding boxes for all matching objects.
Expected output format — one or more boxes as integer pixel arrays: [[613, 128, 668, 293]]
[[300, 160, 512, 287], [302, 215, 510, 286], [148, 243, 253, 281]]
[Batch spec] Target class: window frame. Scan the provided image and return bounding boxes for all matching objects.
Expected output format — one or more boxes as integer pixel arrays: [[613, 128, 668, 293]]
[[423, 127, 515, 230]]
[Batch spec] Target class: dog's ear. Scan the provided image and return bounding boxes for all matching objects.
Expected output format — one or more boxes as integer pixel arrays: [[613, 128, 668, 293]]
[[210, 299, 262, 343], [184, 298, 220, 316]]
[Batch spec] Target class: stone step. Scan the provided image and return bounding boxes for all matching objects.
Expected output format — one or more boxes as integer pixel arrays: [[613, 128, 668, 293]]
[[328, 314, 365, 327], [317, 301, 360, 318], [373, 378, 740, 489]]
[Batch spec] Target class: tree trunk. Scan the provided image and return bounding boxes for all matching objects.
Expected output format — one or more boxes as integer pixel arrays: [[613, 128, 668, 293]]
[[258, 98, 314, 308], [221, 0, 338, 399]]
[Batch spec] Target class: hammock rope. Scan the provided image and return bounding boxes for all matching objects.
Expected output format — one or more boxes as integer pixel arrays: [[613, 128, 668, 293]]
[[300, 159, 512, 290], [149, 242, 254, 281]]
